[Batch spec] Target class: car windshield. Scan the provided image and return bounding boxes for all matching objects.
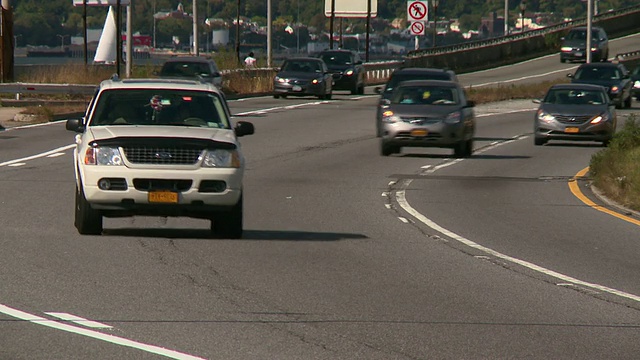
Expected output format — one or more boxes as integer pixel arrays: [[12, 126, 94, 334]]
[[282, 60, 322, 73], [575, 67, 620, 80], [391, 86, 459, 105], [544, 89, 607, 105], [566, 29, 599, 41], [160, 62, 213, 77], [320, 52, 352, 65], [385, 73, 452, 93], [89, 89, 230, 128]]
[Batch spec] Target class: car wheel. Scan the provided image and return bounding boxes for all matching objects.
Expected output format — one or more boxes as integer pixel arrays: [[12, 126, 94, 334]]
[[534, 137, 547, 146], [358, 83, 365, 95], [376, 123, 382, 137], [273, 94, 280, 99], [211, 195, 243, 239], [624, 94, 632, 108], [381, 142, 399, 156], [75, 183, 103, 235], [351, 83, 359, 95], [326, 92, 332, 100], [464, 139, 474, 157], [453, 140, 467, 158]]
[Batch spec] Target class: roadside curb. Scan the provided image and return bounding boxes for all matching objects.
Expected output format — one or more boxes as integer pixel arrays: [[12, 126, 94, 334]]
[[590, 184, 640, 219]]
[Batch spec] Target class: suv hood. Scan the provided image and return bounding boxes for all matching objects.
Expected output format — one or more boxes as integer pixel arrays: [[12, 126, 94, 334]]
[[571, 79, 619, 88], [325, 64, 352, 72], [563, 39, 589, 48], [88, 126, 237, 145]]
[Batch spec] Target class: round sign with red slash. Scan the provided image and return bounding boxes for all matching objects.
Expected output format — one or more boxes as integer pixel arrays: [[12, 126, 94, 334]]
[[410, 21, 425, 35], [407, 1, 428, 21]]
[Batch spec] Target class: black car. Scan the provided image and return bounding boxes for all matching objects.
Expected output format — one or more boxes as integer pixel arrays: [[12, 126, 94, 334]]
[[375, 67, 458, 137], [317, 49, 365, 95], [533, 83, 616, 146], [560, 26, 609, 63], [157, 56, 223, 89], [567, 62, 633, 108], [631, 65, 640, 101], [273, 57, 333, 100]]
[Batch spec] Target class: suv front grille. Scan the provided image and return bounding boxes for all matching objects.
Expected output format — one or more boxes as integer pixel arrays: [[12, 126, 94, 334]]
[[123, 147, 203, 165], [133, 179, 193, 191]]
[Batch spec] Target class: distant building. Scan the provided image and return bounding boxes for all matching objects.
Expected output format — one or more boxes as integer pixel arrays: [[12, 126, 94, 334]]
[[479, 12, 506, 37]]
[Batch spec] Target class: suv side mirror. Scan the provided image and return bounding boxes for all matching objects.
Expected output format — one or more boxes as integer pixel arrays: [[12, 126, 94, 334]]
[[235, 121, 255, 137], [567, 73, 574, 78], [66, 118, 84, 133]]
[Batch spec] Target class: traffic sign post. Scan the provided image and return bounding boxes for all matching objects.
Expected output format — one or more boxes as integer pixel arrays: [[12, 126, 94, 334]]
[[407, 1, 428, 51], [407, 1, 428, 22], [409, 21, 425, 35]]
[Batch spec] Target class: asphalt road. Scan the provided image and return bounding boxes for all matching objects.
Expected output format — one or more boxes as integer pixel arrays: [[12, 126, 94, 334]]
[[1, 34, 640, 359]]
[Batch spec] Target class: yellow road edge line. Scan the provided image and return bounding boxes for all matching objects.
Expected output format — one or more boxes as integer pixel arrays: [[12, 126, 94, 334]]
[[569, 166, 640, 226]]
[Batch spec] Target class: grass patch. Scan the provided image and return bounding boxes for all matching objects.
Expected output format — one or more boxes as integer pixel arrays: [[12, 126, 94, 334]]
[[590, 114, 640, 212]]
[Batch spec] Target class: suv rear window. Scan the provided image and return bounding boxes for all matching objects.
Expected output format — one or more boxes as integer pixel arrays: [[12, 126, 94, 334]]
[[160, 62, 214, 77], [385, 73, 453, 93]]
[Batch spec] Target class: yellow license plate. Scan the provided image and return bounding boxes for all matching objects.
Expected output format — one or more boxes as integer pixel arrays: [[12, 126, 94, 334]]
[[148, 191, 178, 203], [411, 129, 428, 137], [564, 127, 580, 133]]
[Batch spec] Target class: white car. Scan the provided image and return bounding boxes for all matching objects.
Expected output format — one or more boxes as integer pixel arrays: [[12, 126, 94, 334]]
[[66, 76, 254, 238]]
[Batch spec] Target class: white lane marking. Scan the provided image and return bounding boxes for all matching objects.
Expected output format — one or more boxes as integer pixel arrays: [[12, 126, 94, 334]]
[[394, 139, 640, 304], [45, 312, 113, 329], [398, 217, 409, 223], [381, 192, 389, 197], [385, 204, 392, 209], [0, 304, 205, 359], [46, 153, 65, 158], [0, 144, 75, 167], [0, 120, 67, 131], [388, 181, 396, 186], [472, 67, 578, 87], [8, 163, 25, 167], [234, 100, 329, 116]]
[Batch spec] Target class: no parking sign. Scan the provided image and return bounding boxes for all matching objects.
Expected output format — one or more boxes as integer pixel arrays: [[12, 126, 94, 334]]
[[409, 21, 425, 35]]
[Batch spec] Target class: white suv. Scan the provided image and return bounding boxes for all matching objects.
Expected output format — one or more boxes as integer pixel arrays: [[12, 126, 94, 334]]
[[66, 76, 254, 238]]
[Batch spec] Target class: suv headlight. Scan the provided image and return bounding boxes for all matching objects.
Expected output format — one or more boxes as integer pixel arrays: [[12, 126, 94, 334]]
[[84, 146, 123, 166], [444, 111, 462, 124], [202, 149, 241, 168], [561, 47, 572, 52], [537, 110, 555, 123], [275, 76, 287, 83], [634, 80, 640, 89], [345, 69, 354, 76]]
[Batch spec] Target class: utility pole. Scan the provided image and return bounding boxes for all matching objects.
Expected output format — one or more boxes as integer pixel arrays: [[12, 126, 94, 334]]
[[267, 0, 272, 67], [0, 0, 14, 82], [586, 0, 592, 63], [192, 0, 198, 56], [329, 0, 335, 49], [125, 1, 132, 77]]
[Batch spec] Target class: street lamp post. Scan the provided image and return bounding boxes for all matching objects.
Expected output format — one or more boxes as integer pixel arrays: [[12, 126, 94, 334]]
[[432, 0, 439, 48], [56, 34, 69, 50], [520, 1, 526, 33]]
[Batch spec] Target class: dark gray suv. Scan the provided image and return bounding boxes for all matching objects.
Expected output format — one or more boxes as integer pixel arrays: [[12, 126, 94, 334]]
[[560, 26, 609, 63]]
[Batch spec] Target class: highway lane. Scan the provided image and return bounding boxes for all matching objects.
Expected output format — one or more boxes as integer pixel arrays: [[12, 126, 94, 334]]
[[2, 74, 640, 358], [458, 32, 640, 87]]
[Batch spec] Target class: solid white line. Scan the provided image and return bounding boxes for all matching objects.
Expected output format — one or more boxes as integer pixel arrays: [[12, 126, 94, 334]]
[[398, 217, 409, 223], [393, 135, 640, 304], [46, 153, 65, 158], [0, 304, 204, 359], [45, 312, 113, 329], [0, 144, 75, 167], [8, 163, 25, 167]]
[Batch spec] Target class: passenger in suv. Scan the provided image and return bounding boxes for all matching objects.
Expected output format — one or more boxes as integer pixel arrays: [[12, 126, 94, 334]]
[[560, 26, 609, 63], [66, 75, 254, 238], [317, 49, 366, 95], [158, 56, 223, 89], [375, 67, 458, 137]]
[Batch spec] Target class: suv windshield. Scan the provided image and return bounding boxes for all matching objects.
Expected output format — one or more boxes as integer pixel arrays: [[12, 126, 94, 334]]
[[90, 89, 231, 128], [575, 66, 620, 80], [566, 29, 600, 41], [320, 52, 352, 65]]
